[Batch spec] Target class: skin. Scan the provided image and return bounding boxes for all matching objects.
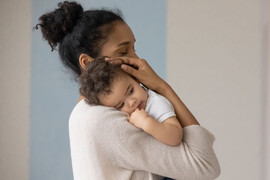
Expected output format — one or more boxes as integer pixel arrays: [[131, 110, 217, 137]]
[[78, 21, 138, 71], [99, 71, 183, 146], [107, 57, 200, 127], [77, 20, 138, 102], [78, 20, 199, 128], [99, 71, 148, 115]]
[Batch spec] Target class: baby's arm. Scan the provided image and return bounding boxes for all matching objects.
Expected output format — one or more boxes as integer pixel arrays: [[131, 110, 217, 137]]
[[129, 109, 183, 146]]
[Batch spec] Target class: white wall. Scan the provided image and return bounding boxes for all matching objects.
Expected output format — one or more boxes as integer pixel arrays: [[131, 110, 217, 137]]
[[167, 1, 262, 180], [0, 0, 31, 179]]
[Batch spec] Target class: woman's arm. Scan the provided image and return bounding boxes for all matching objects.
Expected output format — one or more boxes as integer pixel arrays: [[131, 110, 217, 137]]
[[101, 57, 220, 179], [106, 57, 199, 127], [129, 109, 182, 146], [158, 82, 200, 127], [69, 104, 220, 180]]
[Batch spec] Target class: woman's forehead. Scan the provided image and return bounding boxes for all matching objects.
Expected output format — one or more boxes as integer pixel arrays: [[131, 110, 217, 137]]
[[102, 22, 135, 48]]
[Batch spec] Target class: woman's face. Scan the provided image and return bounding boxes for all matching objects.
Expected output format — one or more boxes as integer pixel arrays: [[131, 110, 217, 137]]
[[99, 21, 139, 58]]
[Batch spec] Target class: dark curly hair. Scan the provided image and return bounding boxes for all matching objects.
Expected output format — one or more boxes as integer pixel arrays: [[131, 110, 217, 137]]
[[35, 1, 124, 78], [79, 57, 121, 105]]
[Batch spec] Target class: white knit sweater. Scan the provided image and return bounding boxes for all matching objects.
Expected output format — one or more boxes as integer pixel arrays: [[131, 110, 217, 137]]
[[69, 99, 220, 180]]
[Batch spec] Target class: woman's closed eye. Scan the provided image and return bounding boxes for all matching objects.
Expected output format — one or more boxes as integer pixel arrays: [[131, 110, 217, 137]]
[[119, 45, 136, 56], [120, 52, 128, 56]]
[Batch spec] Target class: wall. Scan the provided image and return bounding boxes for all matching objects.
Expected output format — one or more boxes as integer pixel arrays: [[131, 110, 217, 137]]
[[167, 1, 262, 179], [31, 0, 166, 179], [0, 0, 267, 180], [262, 0, 270, 179], [0, 0, 31, 180]]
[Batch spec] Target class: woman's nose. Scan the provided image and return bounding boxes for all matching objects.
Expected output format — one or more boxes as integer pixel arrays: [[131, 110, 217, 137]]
[[130, 51, 139, 59], [133, 53, 139, 59]]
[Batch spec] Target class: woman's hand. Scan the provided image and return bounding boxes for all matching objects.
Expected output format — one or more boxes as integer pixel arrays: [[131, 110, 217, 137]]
[[105, 57, 168, 93]]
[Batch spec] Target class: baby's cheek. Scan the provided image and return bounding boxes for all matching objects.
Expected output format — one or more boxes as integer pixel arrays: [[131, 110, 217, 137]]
[[122, 108, 132, 115]]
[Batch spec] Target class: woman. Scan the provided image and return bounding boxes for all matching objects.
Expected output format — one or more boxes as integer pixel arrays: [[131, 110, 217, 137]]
[[36, 1, 220, 179]]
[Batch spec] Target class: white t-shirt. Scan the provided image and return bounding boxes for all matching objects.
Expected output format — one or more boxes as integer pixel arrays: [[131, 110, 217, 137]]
[[145, 90, 176, 123]]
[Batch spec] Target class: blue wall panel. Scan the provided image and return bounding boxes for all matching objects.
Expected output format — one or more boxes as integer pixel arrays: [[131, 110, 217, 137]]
[[31, 0, 166, 179]]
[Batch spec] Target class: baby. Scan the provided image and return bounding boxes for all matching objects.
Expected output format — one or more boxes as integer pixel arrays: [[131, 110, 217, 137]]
[[80, 57, 182, 146]]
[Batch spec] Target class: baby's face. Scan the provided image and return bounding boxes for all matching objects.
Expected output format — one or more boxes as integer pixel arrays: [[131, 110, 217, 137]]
[[99, 72, 148, 114]]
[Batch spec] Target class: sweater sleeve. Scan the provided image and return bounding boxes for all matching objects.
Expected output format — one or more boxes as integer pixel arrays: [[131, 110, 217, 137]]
[[69, 102, 220, 180]]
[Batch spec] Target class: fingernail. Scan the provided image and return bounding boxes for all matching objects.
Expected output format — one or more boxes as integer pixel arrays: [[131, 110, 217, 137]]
[[121, 64, 127, 70]]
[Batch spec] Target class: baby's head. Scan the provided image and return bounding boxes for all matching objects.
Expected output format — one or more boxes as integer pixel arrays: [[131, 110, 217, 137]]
[[80, 58, 148, 114]]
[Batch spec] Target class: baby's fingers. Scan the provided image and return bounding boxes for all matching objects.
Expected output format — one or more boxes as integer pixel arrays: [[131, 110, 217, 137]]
[[127, 115, 134, 125]]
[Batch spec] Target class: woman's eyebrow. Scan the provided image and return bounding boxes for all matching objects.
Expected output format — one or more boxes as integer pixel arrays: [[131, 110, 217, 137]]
[[117, 39, 136, 47], [117, 41, 130, 47]]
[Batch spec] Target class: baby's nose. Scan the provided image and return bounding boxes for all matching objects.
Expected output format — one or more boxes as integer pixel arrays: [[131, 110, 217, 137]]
[[128, 98, 136, 107]]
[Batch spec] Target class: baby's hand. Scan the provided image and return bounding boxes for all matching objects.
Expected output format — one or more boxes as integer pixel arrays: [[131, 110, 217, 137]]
[[129, 108, 149, 129]]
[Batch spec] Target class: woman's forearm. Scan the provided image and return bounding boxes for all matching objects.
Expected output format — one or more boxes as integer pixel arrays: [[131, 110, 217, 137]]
[[157, 81, 199, 127], [111, 57, 200, 127]]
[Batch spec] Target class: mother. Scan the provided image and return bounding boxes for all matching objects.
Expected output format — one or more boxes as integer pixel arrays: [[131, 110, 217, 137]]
[[37, 1, 220, 180]]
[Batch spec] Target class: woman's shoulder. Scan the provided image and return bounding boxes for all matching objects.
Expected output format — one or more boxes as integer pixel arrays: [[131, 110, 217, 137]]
[[70, 99, 104, 118], [69, 99, 127, 129], [70, 99, 118, 119]]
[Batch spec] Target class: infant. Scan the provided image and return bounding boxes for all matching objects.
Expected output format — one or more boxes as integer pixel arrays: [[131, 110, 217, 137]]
[[80, 57, 182, 146]]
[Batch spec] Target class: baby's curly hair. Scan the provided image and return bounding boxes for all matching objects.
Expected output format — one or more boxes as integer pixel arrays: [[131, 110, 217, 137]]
[[80, 57, 121, 105]]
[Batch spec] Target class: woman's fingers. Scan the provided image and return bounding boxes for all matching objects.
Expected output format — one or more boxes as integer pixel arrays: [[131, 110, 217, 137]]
[[104, 58, 123, 65], [105, 57, 143, 68], [105, 56, 141, 78], [121, 64, 139, 78], [106, 56, 166, 92], [122, 58, 147, 70]]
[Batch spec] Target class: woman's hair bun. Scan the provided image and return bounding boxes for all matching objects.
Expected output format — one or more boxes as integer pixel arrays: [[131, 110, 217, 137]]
[[36, 1, 83, 51]]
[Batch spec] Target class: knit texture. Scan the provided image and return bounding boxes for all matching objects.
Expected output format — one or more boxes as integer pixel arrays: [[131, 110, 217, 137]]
[[69, 100, 221, 180]]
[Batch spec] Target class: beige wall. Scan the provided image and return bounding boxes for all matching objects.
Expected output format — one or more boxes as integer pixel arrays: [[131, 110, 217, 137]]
[[0, 0, 31, 179], [0, 0, 267, 179], [262, 0, 270, 179], [167, 1, 262, 180]]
